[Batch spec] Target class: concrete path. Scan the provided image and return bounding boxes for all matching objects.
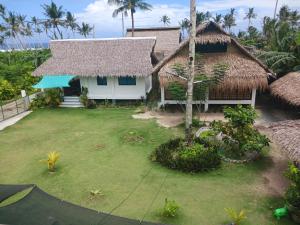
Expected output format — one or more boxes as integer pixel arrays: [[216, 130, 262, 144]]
[[0, 111, 32, 131]]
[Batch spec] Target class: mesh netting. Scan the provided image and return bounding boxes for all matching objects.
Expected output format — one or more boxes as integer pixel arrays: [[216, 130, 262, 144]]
[[0, 186, 166, 225], [0, 184, 34, 203]]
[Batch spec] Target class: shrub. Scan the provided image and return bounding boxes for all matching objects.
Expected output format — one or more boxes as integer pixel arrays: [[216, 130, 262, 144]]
[[161, 198, 179, 218], [40, 151, 60, 172], [167, 82, 186, 100], [285, 164, 300, 208], [80, 87, 97, 109], [151, 138, 221, 172], [0, 79, 15, 101], [30, 89, 62, 109], [224, 105, 256, 127], [192, 118, 206, 128]]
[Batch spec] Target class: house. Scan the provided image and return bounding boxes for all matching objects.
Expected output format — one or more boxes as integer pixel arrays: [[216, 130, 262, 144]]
[[153, 21, 272, 111], [126, 27, 181, 61], [270, 72, 300, 107], [32, 37, 156, 104]]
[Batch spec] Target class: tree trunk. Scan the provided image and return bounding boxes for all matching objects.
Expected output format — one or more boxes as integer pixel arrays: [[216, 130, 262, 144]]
[[274, 0, 279, 19], [122, 12, 125, 37], [131, 9, 135, 37], [186, 0, 196, 144]]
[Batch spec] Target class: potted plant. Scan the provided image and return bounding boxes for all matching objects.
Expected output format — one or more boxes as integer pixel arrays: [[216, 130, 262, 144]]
[[285, 164, 300, 223]]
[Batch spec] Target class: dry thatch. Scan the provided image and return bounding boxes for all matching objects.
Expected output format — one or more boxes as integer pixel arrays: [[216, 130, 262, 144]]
[[154, 21, 271, 91], [33, 37, 156, 77], [126, 27, 181, 56], [270, 72, 300, 106], [267, 120, 300, 163]]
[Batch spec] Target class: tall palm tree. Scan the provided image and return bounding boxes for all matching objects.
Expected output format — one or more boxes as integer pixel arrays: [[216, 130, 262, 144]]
[[42, 1, 65, 39], [66, 11, 78, 37], [160, 15, 170, 26], [77, 22, 92, 38], [109, 0, 152, 37], [196, 11, 206, 25], [244, 8, 257, 28], [108, 0, 128, 37], [223, 9, 236, 33], [179, 18, 190, 39], [213, 14, 222, 24]]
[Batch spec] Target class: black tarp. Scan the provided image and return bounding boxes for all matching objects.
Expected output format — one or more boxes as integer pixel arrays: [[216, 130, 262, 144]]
[[0, 186, 166, 225], [0, 184, 34, 203]]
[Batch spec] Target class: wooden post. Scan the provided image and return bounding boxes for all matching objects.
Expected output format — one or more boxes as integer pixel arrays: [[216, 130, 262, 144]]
[[161, 86, 165, 106], [204, 89, 209, 112], [251, 88, 256, 107]]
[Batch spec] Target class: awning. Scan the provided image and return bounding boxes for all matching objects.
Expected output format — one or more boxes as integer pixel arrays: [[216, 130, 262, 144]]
[[32, 75, 75, 89]]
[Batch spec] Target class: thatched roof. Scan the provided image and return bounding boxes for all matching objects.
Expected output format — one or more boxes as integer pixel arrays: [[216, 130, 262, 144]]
[[270, 72, 300, 106], [126, 27, 181, 56], [154, 21, 272, 91], [267, 120, 300, 163], [33, 37, 156, 77]]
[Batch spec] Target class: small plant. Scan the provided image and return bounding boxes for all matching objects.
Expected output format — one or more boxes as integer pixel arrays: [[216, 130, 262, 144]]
[[90, 189, 104, 196], [161, 198, 179, 218], [225, 208, 247, 225], [40, 151, 60, 172]]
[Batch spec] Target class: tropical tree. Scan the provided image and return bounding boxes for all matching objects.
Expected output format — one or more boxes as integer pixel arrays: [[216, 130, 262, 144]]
[[160, 15, 170, 26], [66, 11, 78, 37], [223, 8, 236, 33], [244, 8, 257, 28], [109, 0, 152, 37], [42, 1, 65, 39], [213, 14, 222, 24], [77, 22, 93, 38], [107, 0, 128, 36], [179, 18, 190, 39], [196, 12, 206, 25]]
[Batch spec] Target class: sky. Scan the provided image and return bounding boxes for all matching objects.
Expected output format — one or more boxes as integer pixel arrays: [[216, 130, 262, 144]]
[[2, 0, 300, 42]]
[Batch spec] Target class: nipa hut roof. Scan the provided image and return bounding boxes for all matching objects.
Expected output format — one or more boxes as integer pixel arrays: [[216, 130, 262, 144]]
[[126, 27, 181, 55], [32, 37, 156, 77], [153, 21, 272, 91], [267, 120, 300, 163], [270, 72, 300, 106]]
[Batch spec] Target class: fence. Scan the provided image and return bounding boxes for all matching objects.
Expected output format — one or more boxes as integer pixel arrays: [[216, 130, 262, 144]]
[[0, 95, 31, 122]]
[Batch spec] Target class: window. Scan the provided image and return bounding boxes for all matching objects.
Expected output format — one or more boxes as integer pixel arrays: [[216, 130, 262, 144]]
[[118, 76, 136, 85], [196, 43, 227, 53], [97, 76, 107, 85]]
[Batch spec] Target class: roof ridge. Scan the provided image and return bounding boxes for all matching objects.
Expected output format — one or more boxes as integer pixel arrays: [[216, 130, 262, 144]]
[[51, 37, 157, 42]]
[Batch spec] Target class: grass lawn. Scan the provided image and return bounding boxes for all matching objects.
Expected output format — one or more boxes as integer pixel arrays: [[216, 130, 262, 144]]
[[0, 108, 296, 225]]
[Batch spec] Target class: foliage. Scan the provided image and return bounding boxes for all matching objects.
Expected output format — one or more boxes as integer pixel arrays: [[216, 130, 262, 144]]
[[90, 189, 104, 196], [151, 138, 221, 172], [285, 164, 300, 208], [40, 151, 60, 172], [192, 118, 205, 128], [30, 89, 62, 109], [225, 208, 247, 225], [161, 198, 179, 218], [30, 93, 46, 109], [166, 82, 186, 100], [80, 87, 97, 109], [211, 106, 270, 159], [0, 79, 15, 101]]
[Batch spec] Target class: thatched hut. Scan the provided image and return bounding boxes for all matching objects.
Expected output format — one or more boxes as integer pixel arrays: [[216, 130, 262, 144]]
[[153, 21, 272, 111], [270, 72, 300, 107], [267, 120, 300, 164]]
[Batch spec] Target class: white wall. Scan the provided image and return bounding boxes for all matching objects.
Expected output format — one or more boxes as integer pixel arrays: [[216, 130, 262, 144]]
[[80, 76, 151, 100]]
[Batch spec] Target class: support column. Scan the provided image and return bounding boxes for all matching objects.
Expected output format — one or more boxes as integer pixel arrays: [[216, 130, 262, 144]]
[[251, 88, 257, 108], [160, 86, 165, 106], [204, 89, 209, 112]]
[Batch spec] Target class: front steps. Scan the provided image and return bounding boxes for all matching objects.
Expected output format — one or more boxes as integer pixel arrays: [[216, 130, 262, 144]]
[[60, 96, 84, 108]]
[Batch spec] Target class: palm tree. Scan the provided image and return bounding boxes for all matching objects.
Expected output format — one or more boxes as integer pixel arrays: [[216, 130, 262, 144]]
[[66, 11, 78, 37], [213, 14, 222, 24], [108, 0, 128, 37], [109, 0, 152, 37], [223, 9, 236, 33], [42, 1, 65, 39], [77, 22, 92, 38], [244, 8, 257, 28], [179, 18, 190, 39], [160, 15, 170, 26], [196, 12, 206, 25]]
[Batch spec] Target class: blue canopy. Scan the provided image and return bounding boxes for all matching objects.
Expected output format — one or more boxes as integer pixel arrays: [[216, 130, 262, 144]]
[[33, 75, 75, 89]]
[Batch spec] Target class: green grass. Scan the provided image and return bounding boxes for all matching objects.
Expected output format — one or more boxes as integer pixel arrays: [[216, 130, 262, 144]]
[[0, 108, 296, 225]]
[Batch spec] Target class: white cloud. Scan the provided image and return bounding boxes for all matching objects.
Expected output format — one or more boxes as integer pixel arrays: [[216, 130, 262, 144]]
[[75, 0, 300, 37]]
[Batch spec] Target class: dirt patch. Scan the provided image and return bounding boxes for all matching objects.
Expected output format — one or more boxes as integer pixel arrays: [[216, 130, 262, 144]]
[[132, 111, 226, 128]]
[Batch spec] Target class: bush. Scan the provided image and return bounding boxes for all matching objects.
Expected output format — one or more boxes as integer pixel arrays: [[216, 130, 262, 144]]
[[0, 79, 15, 101], [30, 89, 62, 109], [166, 82, 186, 100], [80, 87, 97, 109], [151, 138, 221, 172], [161, 198, 179, 218], [285, 164, 300, 208]]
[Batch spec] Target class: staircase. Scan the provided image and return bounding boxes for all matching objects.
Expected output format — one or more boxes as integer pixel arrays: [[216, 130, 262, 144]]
[[60, 96, 83, 108]]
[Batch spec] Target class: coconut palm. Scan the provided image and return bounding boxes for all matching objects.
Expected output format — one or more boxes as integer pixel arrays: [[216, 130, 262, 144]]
[[109, 0, 152, 37], [223, 9, 236, 33], [213, 14, 222, 24], [244, 8, 257, 28], [66, 11, 78, 37], [108, 0, 128, 36], [77, 22, 92, 38], [179, 18, 190, 39], [196, 12, 206, 25], [160, 15, 170, 26], [42, 1, 65, 39]]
